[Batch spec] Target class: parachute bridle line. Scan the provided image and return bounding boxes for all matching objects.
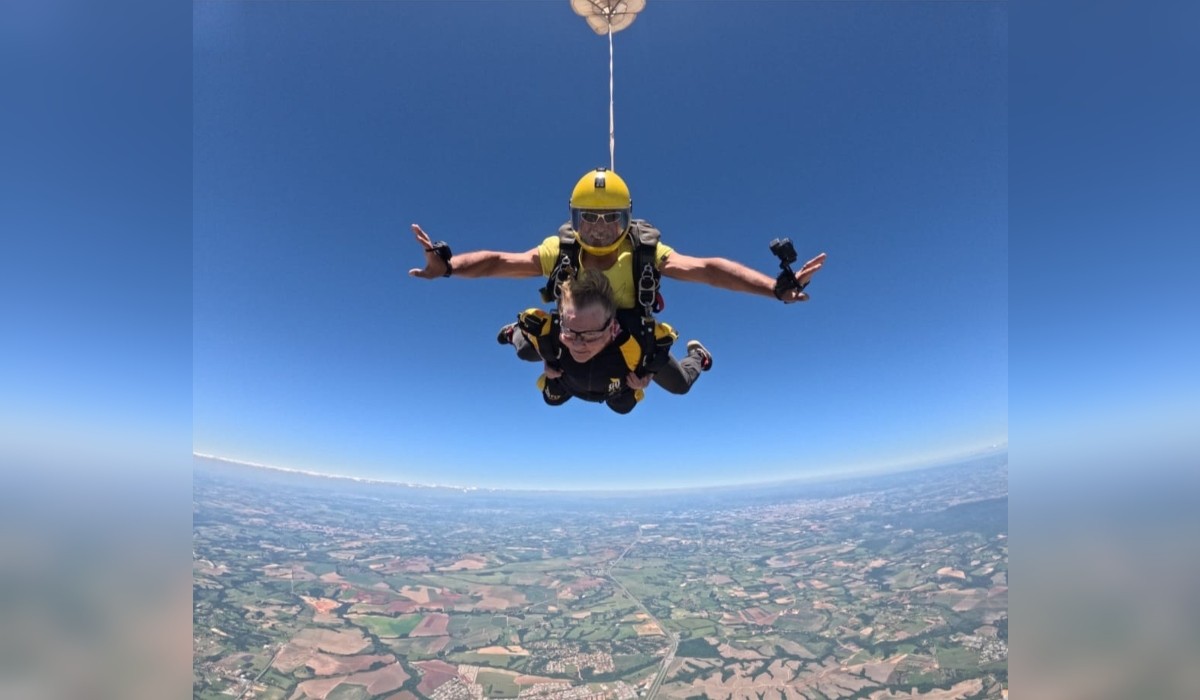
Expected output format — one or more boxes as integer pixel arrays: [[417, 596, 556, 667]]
[[571, 0, 644, 172], [608, 24, 615, 171]]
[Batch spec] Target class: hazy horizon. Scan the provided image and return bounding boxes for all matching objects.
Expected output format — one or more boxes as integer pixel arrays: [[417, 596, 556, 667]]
[[193, 446, 1008, 495]]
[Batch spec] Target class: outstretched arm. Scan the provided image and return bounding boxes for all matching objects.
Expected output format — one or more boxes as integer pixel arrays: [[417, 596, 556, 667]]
[[408, 224, 542, 279], [660, 251, 827, 303]]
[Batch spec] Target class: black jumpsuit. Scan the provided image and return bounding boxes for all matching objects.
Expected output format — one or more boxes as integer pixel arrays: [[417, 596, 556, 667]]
[[513, 310, 704, 414]]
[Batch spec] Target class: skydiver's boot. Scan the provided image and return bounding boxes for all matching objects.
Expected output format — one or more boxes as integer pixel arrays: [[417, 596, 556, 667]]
[[686, 340, 713, 372], [501, 323, 542, 362]]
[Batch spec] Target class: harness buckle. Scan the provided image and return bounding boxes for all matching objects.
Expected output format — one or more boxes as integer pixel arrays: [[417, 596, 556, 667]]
[[637, 262, 658, 315], [546, 252, 575, 302]]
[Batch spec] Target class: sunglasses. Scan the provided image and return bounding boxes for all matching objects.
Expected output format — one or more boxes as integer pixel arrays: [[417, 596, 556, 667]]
[[579, 211, 624, 224], [572, 209, 630, 231]]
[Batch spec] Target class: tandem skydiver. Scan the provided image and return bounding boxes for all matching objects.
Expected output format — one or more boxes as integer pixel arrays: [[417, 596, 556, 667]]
[[406, 168, 827, 394], [408, 168, 826, 305], [515, 268, 711, 414]]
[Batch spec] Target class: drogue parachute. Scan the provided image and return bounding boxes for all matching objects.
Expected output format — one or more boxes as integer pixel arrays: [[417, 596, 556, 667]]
[[570, 0, 646, 35]]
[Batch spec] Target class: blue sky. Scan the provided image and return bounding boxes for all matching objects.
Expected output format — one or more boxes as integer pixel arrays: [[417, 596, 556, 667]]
[[192, 1, 1007, 490]]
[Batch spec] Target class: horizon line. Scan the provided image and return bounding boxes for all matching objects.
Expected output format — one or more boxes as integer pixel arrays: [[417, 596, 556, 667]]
[[192, 445, 1008, 495]]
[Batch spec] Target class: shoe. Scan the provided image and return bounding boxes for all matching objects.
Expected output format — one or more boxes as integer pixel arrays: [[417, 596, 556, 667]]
[[686, 340, 713, 372], [497, 322, 516, 345]]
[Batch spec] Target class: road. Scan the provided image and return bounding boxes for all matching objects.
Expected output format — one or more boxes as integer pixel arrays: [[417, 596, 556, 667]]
[[603, 526, 679, 700], [235, 645, 281, 699]]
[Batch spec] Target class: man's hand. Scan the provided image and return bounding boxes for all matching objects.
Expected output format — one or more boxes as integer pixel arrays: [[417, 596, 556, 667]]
[[543, 363, 563, 379], [408, 223, 450, 279], [406, 224, 542, 279], [626, 372, 652, 390], [781, 252, 827, 303]]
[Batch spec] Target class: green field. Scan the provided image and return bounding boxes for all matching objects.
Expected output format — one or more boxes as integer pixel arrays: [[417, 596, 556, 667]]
[[565, 621, 619, 642], [612, 653, 657, 675], [584, 596, 636, 615], [477, 670, 521, 698], [677, 638, 720, 658], [670, 616, 720, 637], [326, 684, 370, 700], [448, 651, 530, 672], [890, 569, 919, 589], [496, 558, 587, 574], [304, 562, 339, 576], [448, 614, 506, 647], [934, 646, 980, 670], [350, 613, 422, 637], [387, 636, 449, 659]]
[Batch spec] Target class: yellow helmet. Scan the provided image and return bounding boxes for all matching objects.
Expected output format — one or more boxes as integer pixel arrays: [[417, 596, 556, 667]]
[[569, 168, 632, 255]]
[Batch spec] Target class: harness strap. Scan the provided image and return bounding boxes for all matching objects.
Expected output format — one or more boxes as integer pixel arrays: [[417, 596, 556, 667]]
[[538, 220, 665, 375], [634, 252, 661, 316], [628, 221, 663, 374], [540, 226, 581, 304], [636, 318, 656, 376]]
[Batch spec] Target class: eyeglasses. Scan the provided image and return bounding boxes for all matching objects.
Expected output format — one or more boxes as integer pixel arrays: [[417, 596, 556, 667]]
[[560, 317, 613, 343]]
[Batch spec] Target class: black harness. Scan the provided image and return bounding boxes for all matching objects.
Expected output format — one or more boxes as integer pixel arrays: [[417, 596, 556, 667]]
[[517, 309, 641, 400], [538, 220, 665, 376]]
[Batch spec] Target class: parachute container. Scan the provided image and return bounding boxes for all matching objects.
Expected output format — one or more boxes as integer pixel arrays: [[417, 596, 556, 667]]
[[571, 0, 646, 35]]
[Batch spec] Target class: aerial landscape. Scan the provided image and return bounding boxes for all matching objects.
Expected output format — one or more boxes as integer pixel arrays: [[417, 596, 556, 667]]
[[193, 6, 1007, 696], [194, 454, 1007, 700]]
